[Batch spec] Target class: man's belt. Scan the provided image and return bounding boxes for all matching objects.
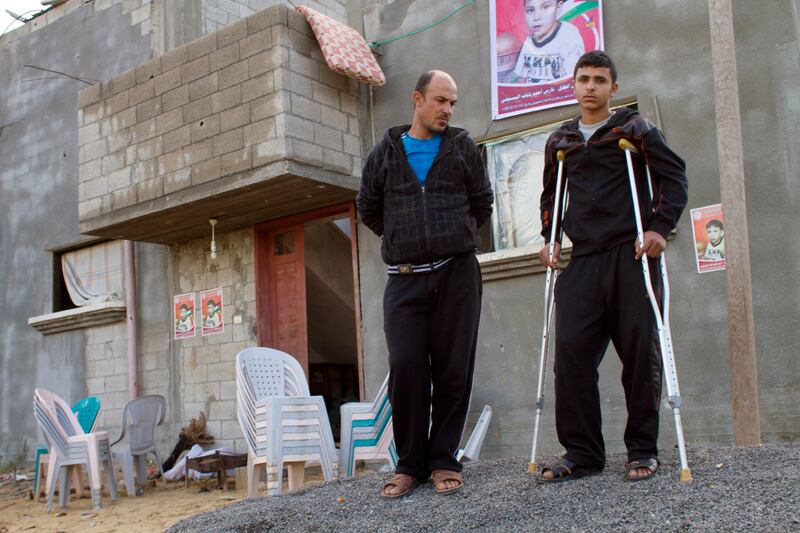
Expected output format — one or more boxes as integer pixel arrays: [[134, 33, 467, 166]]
[[387, 257, 453, 275]]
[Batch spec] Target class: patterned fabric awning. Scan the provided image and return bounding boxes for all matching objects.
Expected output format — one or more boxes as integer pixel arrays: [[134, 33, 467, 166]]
[[296, 5, 386, 87]]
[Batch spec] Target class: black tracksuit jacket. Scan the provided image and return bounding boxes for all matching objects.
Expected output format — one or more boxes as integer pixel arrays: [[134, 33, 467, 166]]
[[356, 125, 494, 265], [540, 108, 688, 256]]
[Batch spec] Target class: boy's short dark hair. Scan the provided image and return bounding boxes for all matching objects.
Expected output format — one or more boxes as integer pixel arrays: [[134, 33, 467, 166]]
[[706, 219, 723, 230], [180, 304, 189, 311], [573, 50, 618, 82]]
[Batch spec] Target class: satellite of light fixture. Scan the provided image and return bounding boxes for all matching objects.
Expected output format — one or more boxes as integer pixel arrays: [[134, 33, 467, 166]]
[[209, 218, 218, 260]]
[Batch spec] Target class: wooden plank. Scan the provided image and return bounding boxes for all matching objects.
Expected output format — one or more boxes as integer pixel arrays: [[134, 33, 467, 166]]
[[708, 0, 761, 445]]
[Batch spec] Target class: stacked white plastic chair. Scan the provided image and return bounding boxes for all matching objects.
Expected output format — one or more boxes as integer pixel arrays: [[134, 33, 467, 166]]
[[456, 405, 493, 462], [235, 347, 338, 497], [33, 388, 118, 511], [338, 374, 397, 477], [111, 394, 168, 496]]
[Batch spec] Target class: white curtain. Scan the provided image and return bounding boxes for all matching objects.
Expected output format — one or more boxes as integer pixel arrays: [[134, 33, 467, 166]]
[[61, 240, 124, 306]]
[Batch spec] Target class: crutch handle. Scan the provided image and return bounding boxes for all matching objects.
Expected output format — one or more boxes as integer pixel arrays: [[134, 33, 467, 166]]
[[557, 150, 565, 161], [618, 138, 639, 153]]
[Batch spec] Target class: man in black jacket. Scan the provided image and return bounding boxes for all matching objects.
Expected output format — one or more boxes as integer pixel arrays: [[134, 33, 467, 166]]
[[538, 51, 688, 482], [356, 70, 493, 498]]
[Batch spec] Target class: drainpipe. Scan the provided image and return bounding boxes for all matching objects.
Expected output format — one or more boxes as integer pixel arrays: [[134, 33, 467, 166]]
[[123, 240, 139, 400]]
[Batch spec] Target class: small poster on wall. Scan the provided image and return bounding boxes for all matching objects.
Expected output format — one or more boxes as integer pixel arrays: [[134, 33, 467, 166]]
[[174, 293, 196, 339], [490, 0, 605, 119], [690, 203, 726, 274], [200, 288, 224, 336]]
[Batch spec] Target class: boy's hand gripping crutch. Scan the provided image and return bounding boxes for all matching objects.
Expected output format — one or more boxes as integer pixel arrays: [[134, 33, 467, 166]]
[[528, 150, 568, 473], [619, 138, 692, 482]]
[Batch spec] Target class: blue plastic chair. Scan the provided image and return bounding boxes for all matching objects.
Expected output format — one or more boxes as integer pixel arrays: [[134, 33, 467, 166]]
[[33, 396, 101, 499]]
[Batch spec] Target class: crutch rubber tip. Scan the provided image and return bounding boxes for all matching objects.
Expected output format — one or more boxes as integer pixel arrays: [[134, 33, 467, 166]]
[[556, 150, 565, 161], [618, 138, 638, 153], [679, 468, 693, 483], [527, 462, 538, 474]]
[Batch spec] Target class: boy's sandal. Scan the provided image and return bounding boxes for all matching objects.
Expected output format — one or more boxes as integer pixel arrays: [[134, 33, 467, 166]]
[[624, 458, 660, 482], [380, 473, 418, 499], [431, 469, 464, 495], [540, 458, 601, 483]]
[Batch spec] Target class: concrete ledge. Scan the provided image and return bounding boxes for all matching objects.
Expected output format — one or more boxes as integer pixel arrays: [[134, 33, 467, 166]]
[[478, 245, 572, 282], [28, 301, 127, 335]]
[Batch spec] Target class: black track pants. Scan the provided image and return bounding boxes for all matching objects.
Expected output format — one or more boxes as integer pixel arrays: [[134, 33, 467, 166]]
[[554, 241, 663, 468], [383, 253, 482, 479]]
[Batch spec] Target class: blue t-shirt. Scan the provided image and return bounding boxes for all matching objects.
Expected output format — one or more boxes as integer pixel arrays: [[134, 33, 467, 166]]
[[402, 132, 442, 185]]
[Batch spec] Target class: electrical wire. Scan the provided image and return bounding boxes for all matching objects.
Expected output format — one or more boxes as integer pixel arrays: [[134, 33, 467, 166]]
[[0, 9, 46, 43], [370, 0, 477, 48]]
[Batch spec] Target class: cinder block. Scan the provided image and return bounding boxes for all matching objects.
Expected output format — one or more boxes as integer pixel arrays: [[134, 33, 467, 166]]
[[82, 101, 105, 125], [102, 151, 126, 174], [189, 114, 220, 143], [286, 72, 312, 99], [182, 95, 213, 123], [243, 119, 274, 147], [323, 148, 351, 174], [289, 49, 319, 80], [340, 93, 358, 115], [320, 106, 347, 131], [107, 91, 131, 115], [249, 47, 284, 78], [79, 138, 108, 164], [155, 107, 183, 136], [220, 380, 238, 400], [220, 148, 252, 175], [189, 72, 219, 101], [241, 73, 274, 103], [288, 138, 323, 167], [209, 400, 236, 421], [194, 381, 221, 402], [129, 78, 156, 107], [110, 69, 136, 95], [111, 107, 137, 131], [211, 85, 243, 114], [312, 81, 340, 109], [218, 60, 250, 91], [251, 92, 286, 121], [131, 118, 157, 143], [158, 149, 185, 174], [162, 124, 190, 153], [85, 176, 109, 199], [319, 67, 350, 92], [183, 138, 214, 166], [348, 116, 360, 136], [343, 133, 361, 157], [220, 104, 250, 132], [217, 18, 248, 48], [79, 123, 101, 145], [154, 66, 182, 95], [135, 57, 162, 84], [162, 84, 190, 112], [181, 55, 211, 84], [213, 128, 245, 157], [191, 157, 221, 185], [80, 159, 102, 182], [107, 167, 132, 191], [247, 5, 287, 35], [133, 159, 158, 183], [78, 83, 102, 108], [164, 168, 192, 194], [161, 45, 190, 72], [210, 42, 240, 72], [188, 32, 218, 61], [239, 28, 272, 59], [290, 94, 321, 122], [79, 198, 102, 219], [111, 186, 137, 209], [276, 113, 314, 140], [184, 363, 208, 384], [136, 96, 163, 122], [287, 8, 313, 35]]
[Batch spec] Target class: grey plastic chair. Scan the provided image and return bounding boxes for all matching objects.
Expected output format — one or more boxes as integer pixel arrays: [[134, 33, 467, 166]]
[[110, 395, 168, 496]]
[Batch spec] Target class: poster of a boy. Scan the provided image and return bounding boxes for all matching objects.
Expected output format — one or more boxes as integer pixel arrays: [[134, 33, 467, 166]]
[[174, 293, 196, 339], [200, 288, 224, 336], [690, 204, 726, 273], [513, 0, 585, 83]]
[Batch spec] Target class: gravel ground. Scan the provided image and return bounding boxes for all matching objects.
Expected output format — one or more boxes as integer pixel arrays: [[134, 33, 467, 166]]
[[167, 443, 800, 532]]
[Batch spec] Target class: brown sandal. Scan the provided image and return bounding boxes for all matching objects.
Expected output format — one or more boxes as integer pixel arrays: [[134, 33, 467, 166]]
[[381, 473, 418, 499], [431, 469, 463, 495]]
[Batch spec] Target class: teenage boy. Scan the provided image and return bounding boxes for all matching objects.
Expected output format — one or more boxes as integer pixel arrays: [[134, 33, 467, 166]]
[[538, 51, 688, 482], [356, 71, 493, 498], [513, 0, 585, 83]]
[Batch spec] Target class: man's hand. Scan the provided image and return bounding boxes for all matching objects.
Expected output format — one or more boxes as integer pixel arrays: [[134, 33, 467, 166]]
[[539, 242, 561, 270], [635, 231, 667, 260]]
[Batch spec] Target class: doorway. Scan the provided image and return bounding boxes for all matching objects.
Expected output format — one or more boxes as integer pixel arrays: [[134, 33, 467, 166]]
[[254, 203, 362, 440]]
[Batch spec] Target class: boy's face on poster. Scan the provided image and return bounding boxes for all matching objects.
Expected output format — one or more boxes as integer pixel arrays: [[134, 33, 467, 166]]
[[524, 0, 560, 41], [573, 66, 618, 111], [707, 226, 723, 245]]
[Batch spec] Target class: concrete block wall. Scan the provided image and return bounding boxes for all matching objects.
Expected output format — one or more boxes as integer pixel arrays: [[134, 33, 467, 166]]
[[169, 228, 258, 450], [202, 0, 349, 34], [77, 3, 361, 226]]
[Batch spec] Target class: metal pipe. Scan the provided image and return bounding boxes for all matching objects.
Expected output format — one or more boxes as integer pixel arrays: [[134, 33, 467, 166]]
[[123, 240, 139, 400]]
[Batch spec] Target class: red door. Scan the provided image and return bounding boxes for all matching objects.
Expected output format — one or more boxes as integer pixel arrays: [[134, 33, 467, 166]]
[[256, 224, 308, 372]]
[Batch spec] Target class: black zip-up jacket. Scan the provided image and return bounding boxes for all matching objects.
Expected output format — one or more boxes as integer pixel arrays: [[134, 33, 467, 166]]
[[356, 125, 494, 265], [540, 108, 688, 257]]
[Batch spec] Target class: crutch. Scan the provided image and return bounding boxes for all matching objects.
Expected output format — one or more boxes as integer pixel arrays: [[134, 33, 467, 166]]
[[528, 150, 568, 473], [619, 138, 692, 482]]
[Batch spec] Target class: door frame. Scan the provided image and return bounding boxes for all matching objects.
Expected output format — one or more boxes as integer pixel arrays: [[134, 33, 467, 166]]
[[253, 201, 365, 400]]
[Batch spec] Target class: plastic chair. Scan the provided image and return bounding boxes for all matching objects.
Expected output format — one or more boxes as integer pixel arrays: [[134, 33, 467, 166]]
[[236, 347, 338, 497], [338, 374, 397, 477], [33, 388, 117, 511], [456, 405, 493, 462], [110, 395, 168, 496], [33, 396, 101, 501]]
